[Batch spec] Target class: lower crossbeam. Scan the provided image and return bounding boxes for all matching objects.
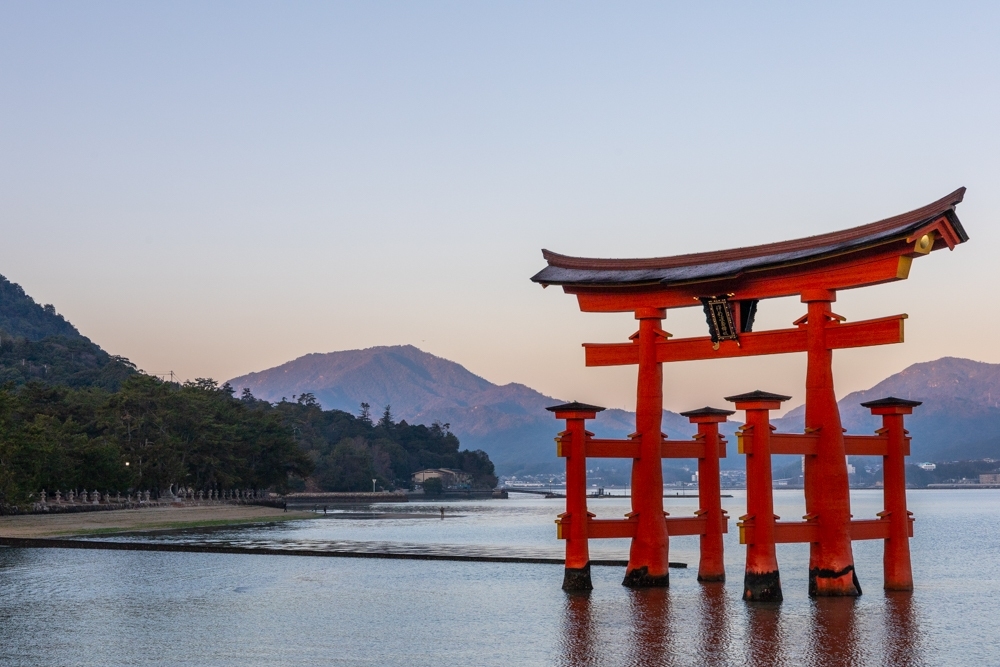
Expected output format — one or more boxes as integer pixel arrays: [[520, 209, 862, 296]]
[[556, 515, 728, 540], [739, 518, 913, 545]]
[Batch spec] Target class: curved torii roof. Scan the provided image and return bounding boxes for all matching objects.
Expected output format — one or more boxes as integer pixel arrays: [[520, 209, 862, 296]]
[[531, 188, 968, 288]]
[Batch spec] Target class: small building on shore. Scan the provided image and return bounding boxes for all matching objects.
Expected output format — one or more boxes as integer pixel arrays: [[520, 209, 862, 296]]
[[412, 468, 471, 488]]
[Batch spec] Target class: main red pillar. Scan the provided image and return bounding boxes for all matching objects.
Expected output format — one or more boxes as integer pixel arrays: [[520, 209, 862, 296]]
[[801, 289, 860, 597], [547, 402, 604, 591], [727, 390, 789, 601], [861, 397, 920, 591], [680, 406, 734, 582], [624, 307, 670, 587]]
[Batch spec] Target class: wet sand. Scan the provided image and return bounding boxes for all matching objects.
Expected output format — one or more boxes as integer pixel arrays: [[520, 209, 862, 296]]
[[0, 505, 314, 538]]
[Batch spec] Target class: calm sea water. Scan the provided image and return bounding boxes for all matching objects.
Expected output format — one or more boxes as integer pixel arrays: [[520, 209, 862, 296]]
[[1, 489, 998, 666]]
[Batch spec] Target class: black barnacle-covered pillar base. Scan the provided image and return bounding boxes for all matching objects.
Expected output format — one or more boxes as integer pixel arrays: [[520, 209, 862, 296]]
[[744, 570, 783, 602], [622, 565, 669, 589], [809, 565, 863, 597], [563, 563, 593, 591]]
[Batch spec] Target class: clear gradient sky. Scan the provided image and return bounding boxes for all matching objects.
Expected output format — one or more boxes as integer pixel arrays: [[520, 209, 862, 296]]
[[1, 2, 997, 413]]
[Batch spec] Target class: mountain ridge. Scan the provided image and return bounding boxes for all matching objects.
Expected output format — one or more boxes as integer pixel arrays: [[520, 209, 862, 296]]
[[228, 345, 703, 473], [774, 356, 1000, 461], [0, 273, 135, 389], [231, 346, 1000, 474], [0, 274, 86, 343]]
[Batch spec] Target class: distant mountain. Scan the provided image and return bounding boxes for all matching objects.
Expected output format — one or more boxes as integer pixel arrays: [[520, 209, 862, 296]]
[[774, 357, 1000, 462], [227, 345, 699, 475], [230, 347, 1000, 474], [0, 274, 135, 389]]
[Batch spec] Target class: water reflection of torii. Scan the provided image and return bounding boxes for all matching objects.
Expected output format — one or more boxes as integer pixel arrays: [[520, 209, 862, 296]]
[[557, 586, 923, 666], [533, 188, 969, 599]]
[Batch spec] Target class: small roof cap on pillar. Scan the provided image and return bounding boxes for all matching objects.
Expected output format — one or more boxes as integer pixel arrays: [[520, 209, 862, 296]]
[[859, 396, 923, 409], [679, 406, 736, 418], [546, 401, 606, 413], [724, 390, 792, 403]]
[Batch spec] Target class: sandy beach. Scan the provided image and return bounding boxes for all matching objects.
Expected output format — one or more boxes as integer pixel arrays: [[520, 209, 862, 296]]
[[0, 505, 314, 538]]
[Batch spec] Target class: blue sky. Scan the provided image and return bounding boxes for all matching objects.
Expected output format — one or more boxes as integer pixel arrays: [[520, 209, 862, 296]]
[[1, 2, 997, 412]]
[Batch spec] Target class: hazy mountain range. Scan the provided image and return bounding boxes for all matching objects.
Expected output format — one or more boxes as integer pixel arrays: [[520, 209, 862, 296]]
[[229, 346, 1000, 474], [774, 357, 1000, 462], [7, 268, 993, 476]]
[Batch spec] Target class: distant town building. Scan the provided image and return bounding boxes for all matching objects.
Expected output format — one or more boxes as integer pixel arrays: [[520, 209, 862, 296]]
[[918, 462, 937, 471], [412, 468, 472, 488], [979, 473, 1000, 485]]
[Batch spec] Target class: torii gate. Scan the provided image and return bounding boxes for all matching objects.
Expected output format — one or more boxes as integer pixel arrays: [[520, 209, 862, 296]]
[[533, 188, 968, 599]]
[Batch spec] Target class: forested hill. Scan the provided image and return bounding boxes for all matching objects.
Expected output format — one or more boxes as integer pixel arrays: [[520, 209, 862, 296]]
[[0, 274, 135, 390], [0, 278, 496, 509], [253, 393, 497, 493], [0, 379, 496, 508], [0, 275, 83, 341], [0, 275, 306, 508], [0, 335, 137, 390]]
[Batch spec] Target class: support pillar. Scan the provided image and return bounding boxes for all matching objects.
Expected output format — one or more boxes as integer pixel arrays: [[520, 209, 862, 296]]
[[680, 406, 734, 582], [861, 397, 920, 591], [727, 390, 790, 601], [547, 402, 605, 591], [801, 289, 860, 597], [624, 307, 670, 588]]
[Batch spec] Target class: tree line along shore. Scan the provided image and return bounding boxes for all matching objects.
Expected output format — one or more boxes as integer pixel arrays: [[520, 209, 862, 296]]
[[0, 331, 497, 513], [0, 272, 498, 513], [0, 370, 497, 512]]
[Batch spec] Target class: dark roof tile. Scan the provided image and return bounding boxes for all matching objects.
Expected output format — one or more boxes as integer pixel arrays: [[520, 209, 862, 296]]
[[546, 401, 606, 413], [859, 396, 923, 408], [724, 390, 793, 403], [532, 188, 967, 287], [679, 406, 736, 417]]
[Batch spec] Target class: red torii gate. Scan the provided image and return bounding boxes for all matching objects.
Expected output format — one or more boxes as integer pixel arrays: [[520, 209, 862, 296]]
[[533, 188, 969, 598]]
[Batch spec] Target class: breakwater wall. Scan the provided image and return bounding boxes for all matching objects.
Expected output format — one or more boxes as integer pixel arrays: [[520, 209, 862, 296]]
[[285, 489, 504, 504], [0, 536, 689, 569]]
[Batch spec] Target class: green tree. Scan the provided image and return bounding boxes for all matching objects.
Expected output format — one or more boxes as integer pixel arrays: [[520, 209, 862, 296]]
[[0, 373, 314, 510], [421, 477, 444, 496], [377, 404, 394, 430]]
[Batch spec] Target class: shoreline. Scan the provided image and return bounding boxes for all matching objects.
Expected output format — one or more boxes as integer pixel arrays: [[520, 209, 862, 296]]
[[0, 504, 314, 538]]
